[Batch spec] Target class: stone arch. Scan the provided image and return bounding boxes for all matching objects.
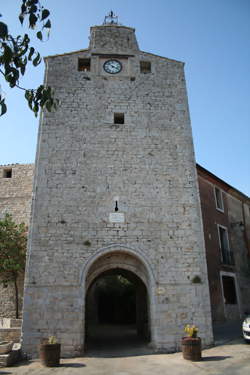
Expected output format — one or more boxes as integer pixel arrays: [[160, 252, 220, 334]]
[[80, 244, 156, 287], [80, 245, 157, 350]]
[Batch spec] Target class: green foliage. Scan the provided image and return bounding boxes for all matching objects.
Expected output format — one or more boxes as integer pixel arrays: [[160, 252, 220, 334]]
[[0, 0, 58, 117], [48, 336, 57, 344], [191, 275, 202, 284], [83, 240, 91, 246], [184, 324, 199, 338], [98, 274, 134, 296], [0, 213, 27, 318], [0, 213, 27, 281]]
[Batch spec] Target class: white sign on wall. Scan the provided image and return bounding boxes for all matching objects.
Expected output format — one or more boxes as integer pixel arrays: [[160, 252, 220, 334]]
[[109, 213, 125, 223]]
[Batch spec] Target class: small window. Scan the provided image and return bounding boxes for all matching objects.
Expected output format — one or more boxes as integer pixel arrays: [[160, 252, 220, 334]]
[[214, 187, 224, 211], [78, 58, 91, 72], [140, 61, 151, 73], [222, 275, 237, 304], [218, 225, 234, 265], [114, 113, 124, 124], [3, 168, 12, 178]]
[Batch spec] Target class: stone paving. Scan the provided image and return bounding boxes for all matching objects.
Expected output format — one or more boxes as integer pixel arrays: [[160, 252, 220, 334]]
[[1, 338, 249, 375]]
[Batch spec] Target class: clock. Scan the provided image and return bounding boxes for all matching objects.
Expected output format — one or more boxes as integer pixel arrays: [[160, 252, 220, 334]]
[[103, 59, 122, 74]]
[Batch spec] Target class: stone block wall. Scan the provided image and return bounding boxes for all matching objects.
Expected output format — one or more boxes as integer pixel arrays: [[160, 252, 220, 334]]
[[0, 318, 22, 343], [0, 164, 34, 225], [0, 164, 33, 318], [21, 24, 213, 357]]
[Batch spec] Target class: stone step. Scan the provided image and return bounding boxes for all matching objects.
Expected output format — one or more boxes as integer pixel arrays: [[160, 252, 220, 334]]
[[0, 344, 22, 367]]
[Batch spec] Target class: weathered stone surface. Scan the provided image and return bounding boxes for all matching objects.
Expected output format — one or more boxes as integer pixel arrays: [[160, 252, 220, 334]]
[[21, 23, 213, 357], [0, 164, 33, 318], [0, 328, 21, 343], [0, 164, 33, 226], [0, 318, 22, 328], [0, 319, 22, 344]]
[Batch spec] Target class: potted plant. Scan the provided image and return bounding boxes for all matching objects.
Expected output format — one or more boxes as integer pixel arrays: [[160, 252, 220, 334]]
[[181, 325, 201, 361], [39, 336, 61, 367]]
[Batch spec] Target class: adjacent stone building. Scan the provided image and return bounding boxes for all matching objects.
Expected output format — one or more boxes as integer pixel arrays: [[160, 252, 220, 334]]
[[0, 164, 33, 226], [0, 164, 33, 318], [20, 19, 213, 357]]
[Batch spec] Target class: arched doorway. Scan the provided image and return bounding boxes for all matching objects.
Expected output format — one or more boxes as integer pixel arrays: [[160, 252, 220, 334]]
[[84, 251, 151, 352]]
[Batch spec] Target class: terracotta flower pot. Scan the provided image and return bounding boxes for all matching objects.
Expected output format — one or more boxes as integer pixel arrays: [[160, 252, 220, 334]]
[[181, 337, 202, 361], [39, 343, 61, 367]]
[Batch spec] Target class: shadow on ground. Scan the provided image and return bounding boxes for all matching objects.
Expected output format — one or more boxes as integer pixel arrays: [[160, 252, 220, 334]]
[[60, 363, 86, 368], [86, 323, 155, 358], [202, 356, 232, 361]]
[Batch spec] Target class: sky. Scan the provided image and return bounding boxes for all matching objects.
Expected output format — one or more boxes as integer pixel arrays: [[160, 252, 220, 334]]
[[1, 0, 250, 196]]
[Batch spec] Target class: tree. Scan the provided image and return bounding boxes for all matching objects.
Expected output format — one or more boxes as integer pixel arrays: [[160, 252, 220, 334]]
[[0, 213, 27, 318], [0, 0, 58, 117]]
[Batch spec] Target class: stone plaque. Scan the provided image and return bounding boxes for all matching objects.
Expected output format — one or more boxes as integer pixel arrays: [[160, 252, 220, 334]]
[[156, 287, 165, 295], [109, 213, 125, 223]]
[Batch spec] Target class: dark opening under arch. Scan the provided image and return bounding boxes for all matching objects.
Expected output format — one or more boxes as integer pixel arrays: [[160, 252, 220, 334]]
[[85, 268, 149, 352]]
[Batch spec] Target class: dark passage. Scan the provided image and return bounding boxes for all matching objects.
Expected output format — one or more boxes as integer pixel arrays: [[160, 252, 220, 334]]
[[85, 268, 149, 353], [98, 274, 136, 324]]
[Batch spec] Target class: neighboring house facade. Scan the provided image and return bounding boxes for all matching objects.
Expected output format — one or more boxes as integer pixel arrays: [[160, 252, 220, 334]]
[[197, 164, 250, 323]]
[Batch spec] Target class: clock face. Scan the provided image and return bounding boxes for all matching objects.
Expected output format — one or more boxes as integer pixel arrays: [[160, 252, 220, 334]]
[[103, 60, 122, 74]]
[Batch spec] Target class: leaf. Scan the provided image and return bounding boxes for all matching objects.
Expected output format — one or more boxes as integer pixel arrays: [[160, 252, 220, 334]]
[[43, 19, 51, 29], [25, 90, 30, 100], [23, 33, 30, 44], [13, 57, 20, 68], [0, 100, 7, 116], [3, 44, 13, 63], [21, 4, 26, 14], [33, 102, 39, 115], [28, 99, 33, 110], [5, 67, 19, 86], [0, 21, 8, 39], [29, 13, 37, 29], [33, 52, 41, 66], [45, 100, 52, 112], [30, 4, 37, 13], [28, 47, 35, 60], [36, 85, 44, 97], [19, 14, 24, 25], [36, 31, 42, 41], [41, 9, 50, 21], [20, 63, 26, 75]]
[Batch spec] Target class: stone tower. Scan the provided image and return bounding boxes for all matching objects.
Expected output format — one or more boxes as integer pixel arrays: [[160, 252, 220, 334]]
[[22, 16, 213, 357]]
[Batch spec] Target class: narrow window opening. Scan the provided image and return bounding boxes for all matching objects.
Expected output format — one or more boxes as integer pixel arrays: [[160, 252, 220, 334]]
[[214, 187, 224, 211], [78, 58, 91, 72], [115, 201, 118, 212], [218, 226, 234, 265], [3, 168, 12, 178], [222, 276, 237, 304], [140, 61, 151, 73], [114, 113, 124, 124]]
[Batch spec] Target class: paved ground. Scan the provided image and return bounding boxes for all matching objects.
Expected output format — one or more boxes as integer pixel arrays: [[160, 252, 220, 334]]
[[1, 321, 249, 375]]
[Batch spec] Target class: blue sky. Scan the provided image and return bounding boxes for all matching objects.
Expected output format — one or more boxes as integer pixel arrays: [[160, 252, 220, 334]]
[[1, 0, 249, 195]]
